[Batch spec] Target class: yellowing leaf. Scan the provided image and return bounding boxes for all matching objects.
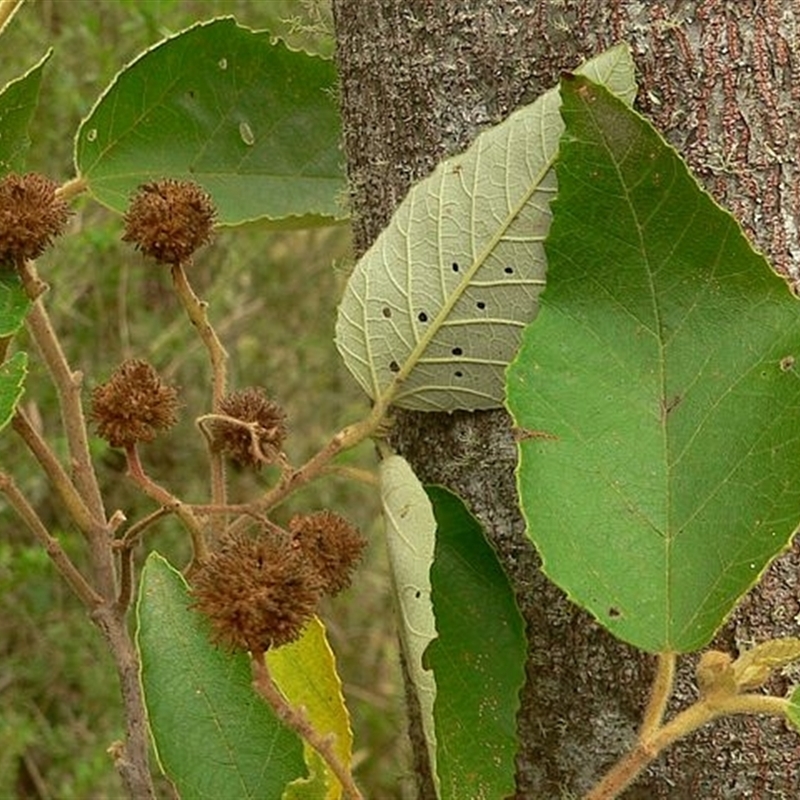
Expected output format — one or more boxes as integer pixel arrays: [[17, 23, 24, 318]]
[[268, 617, 353, 800], [733, 638, 800, 691]]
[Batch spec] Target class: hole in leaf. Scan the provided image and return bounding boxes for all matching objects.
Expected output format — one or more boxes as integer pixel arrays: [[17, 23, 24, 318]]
[[239, 121, 255, 146], [382, 307, 392, 318], [452, 347, 463, 356], [418, 311, 428, 323], [389, 361, 400, 373]]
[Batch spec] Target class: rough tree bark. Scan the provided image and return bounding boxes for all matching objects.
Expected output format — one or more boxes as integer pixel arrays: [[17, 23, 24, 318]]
[[332, 2, 800, 798]]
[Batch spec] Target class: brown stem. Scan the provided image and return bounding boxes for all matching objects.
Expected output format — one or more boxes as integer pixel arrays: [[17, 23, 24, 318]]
[[639, 651, 675, 740], [0, 471, 103, 608], [170, 261, 228, 523], [227, 404, 386, 537], [12, 407, 98, 537], [20, 262, 115, 599], [56, 175, 88, 202], [92, 606, 157, 800], [251, 652, 363, 800], [585, 692, 790, 800], [125, 444, 209, 562], [114, 506, 172, 614]]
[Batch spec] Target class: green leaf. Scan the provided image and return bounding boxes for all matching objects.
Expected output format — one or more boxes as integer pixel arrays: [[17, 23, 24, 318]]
[[0, 351, 26, 432], [267, 617, 353, 800], [379, 455, 439, 792], [506, 75, 800, 653], [425, 486, 526, 800], [335, 44, 636, 412], [0, 270, 30, 335], [0, 50, 52, 174], [75, 18, 344, 227], [136, 553, 306, 799]]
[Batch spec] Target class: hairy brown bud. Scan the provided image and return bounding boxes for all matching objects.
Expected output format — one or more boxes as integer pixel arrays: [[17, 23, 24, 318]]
[[122, 179, 216, 264], [191, 532, 321, 652], [211, 387, 287, 469], [90, 359, 179, 448], [0, 173, 70, 265], [290, 511, 366, 596]]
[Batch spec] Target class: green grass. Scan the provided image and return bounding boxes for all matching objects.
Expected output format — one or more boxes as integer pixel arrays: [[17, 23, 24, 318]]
[[0, 2, 410, 797]]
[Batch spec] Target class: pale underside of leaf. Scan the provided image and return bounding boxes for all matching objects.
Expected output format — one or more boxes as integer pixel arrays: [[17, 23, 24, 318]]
[[335, 44, 636, 412], [379, 455, 439, 793]]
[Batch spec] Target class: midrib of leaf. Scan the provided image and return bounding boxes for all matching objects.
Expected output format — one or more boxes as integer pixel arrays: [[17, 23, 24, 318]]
[[375, 147, 553, 411]]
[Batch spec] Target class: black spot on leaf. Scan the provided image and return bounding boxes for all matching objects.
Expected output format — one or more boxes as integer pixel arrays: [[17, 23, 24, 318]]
[[418, 311, 428, 322], [382, 307, 392, 318], [504, 266, 514, 274], [452, 347, 463, 356], [389, 361, 400, 373], [476, 301, 486, 310], [452, 262, 460, 272]]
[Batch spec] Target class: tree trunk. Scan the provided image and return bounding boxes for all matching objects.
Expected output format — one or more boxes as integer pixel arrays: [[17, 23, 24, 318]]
[[332, 2, 800, 797]]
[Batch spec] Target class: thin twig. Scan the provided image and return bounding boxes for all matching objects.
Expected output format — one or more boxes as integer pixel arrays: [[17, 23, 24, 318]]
[[0, 471, 103, 609], [19, 262, 115, 599], [56, 175, 88, 202], [251, 652, 363, 800], [125, 444, 209, 562], [639, 652, 675, 740], [113, 506, 172, 614], [227, 403, 386, 537], [12, 407, 98, 537], [21, 263, 105, 520], [585, 691, 790, 800], [170, 261, 229, 525]]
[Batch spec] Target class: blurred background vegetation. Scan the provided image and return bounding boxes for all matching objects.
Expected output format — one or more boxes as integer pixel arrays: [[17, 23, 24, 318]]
[[0, 1, 411, 797]]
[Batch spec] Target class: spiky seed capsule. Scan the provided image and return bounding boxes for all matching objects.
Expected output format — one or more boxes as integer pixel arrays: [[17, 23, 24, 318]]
[[191, 532, 322, 652], [90, 359, 180, 448], [212, 387, 287, 469], [0, 173, 71, 265], [122, 179, 216, 265], [289, 511, 367, 596]]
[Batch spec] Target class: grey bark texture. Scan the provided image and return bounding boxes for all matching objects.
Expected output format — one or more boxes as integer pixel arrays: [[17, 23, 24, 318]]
[[332, 2, 800, 798]]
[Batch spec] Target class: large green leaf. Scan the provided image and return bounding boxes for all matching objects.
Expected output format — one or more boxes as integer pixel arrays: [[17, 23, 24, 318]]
[[0, 50, 52, 174], [379, 455, 439, 792], [425, 486, 526, 800], [75, 18, 344, 227], [136, 553, 306, 799], [335, 45, 636, 412], [0, 351, 26, 433], [506, 75, 800, 653]]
